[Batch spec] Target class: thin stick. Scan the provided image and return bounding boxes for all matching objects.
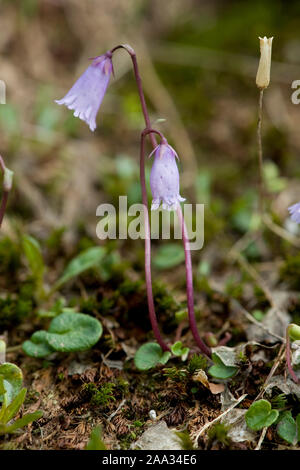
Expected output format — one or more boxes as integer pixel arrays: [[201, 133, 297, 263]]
[[257, 89, 265, 215], [107, 398, 126, 422], [192, 393, 247, 445], [263, 213, 300, 248], [231, 248, 275, 309], [177, 205, 211, 358], [255, 426, 267, 450], [230, 299, 284, 343], [255, 343, 285, 401]]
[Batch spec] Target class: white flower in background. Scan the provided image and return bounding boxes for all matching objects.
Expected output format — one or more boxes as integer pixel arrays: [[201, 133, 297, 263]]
[[256, 36, 273, 89]]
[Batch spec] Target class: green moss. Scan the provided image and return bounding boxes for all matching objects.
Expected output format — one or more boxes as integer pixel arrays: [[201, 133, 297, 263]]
[[79, 296, 99, 315], [163, 367, 188, 382], [0, 281, 34, 329], [207, 422, 231, 446], [133, 420, 143, 428], [175, 431, 194, 450], [187, 354, 208, 374], [225, 276, 244, 299], [152, 281, 177, 313], [0, 237, 21, 276], [118, 279, 143, 296], [84, 382, 116, 407]]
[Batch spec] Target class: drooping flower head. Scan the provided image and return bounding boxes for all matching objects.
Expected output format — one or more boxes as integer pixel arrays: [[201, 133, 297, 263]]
[[55, 52, 113, 131], [288, 202, 300, 224], [149, 141, 185, 211]]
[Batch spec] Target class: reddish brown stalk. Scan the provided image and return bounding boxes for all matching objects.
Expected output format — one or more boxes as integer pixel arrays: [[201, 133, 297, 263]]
[[177, 205, 211, 357], [140, 129, 169, 351], [110, 44, 157, 148], [111, 45, 210, 357]]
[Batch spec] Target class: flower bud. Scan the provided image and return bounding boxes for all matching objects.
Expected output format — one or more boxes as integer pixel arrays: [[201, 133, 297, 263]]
[[256, 36, 273, 89], [288, 323, 300, 341]]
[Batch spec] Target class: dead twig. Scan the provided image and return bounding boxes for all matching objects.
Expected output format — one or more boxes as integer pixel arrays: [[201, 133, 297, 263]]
[[192, 393, 247, 446], [230, 299, 285, 343], [255, 426, 267, 450]]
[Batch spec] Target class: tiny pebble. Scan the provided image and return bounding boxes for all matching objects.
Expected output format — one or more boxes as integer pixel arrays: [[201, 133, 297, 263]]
[[149, 410, 157, 421]]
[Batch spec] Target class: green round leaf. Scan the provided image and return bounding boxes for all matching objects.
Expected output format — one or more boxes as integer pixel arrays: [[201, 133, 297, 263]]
[[0, 363, 23, 405], [245, 399, 279, 431], [171, 341, 184, 356], [46, 312, 102, 352], [277, 411, 297, 445], [208, 353, 238, 380], [22, 331, 55, 358], [134, 343, 171, 371], [153, 244, 185, 270]]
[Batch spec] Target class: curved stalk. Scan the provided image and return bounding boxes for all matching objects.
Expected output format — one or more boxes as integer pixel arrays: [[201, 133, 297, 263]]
[[140, 130, 169, 351], [111, 45, 210, 356], [177, 205, 211, 358]]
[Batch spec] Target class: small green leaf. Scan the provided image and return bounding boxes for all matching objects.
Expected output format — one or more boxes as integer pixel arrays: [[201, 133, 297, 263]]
[[22, 235, 45, 283], [153, 244, 185, 270], [296, 414, 300, 442], [0, 377, 5, 397], [55, 247, 106, 288], [171, 341, 184, 356], [277, 411, 297, 445], [288, 324, 300, 341], [46, 312, 102, 352], [1, 388, 27, 425], [85, 426, 107, 450], [22, 331, 55, 358], [0, 363, 23, 406], [208, 353, 238, 380], [160, 351, 172, 365], [2, 410, 43, 434], [171, 341, 190, 361], [23, 312, 103, 358], [245, 399, 279, 431], [134, 343, 171, 371]]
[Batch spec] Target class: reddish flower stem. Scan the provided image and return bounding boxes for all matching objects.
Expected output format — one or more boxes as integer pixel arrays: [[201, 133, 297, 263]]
[[111, 44, 210, 357], [110, 44, 156, 148], [140, 130, 169, 351], [177, 205, 211, 358]]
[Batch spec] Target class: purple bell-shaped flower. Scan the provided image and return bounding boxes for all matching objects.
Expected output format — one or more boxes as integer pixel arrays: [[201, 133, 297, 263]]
[[55, 53, 113, 132], [149, 142, 185, 211], [288, 202, 300, 224]]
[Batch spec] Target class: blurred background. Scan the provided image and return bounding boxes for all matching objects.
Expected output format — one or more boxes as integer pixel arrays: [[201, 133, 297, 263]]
[[1, 0, 300, 283]]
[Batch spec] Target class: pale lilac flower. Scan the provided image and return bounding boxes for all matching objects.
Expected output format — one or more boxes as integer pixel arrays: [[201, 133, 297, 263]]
[[149, 142, 185, 211], [288, 202, 300, 224], [55, 53, 113, 131]]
